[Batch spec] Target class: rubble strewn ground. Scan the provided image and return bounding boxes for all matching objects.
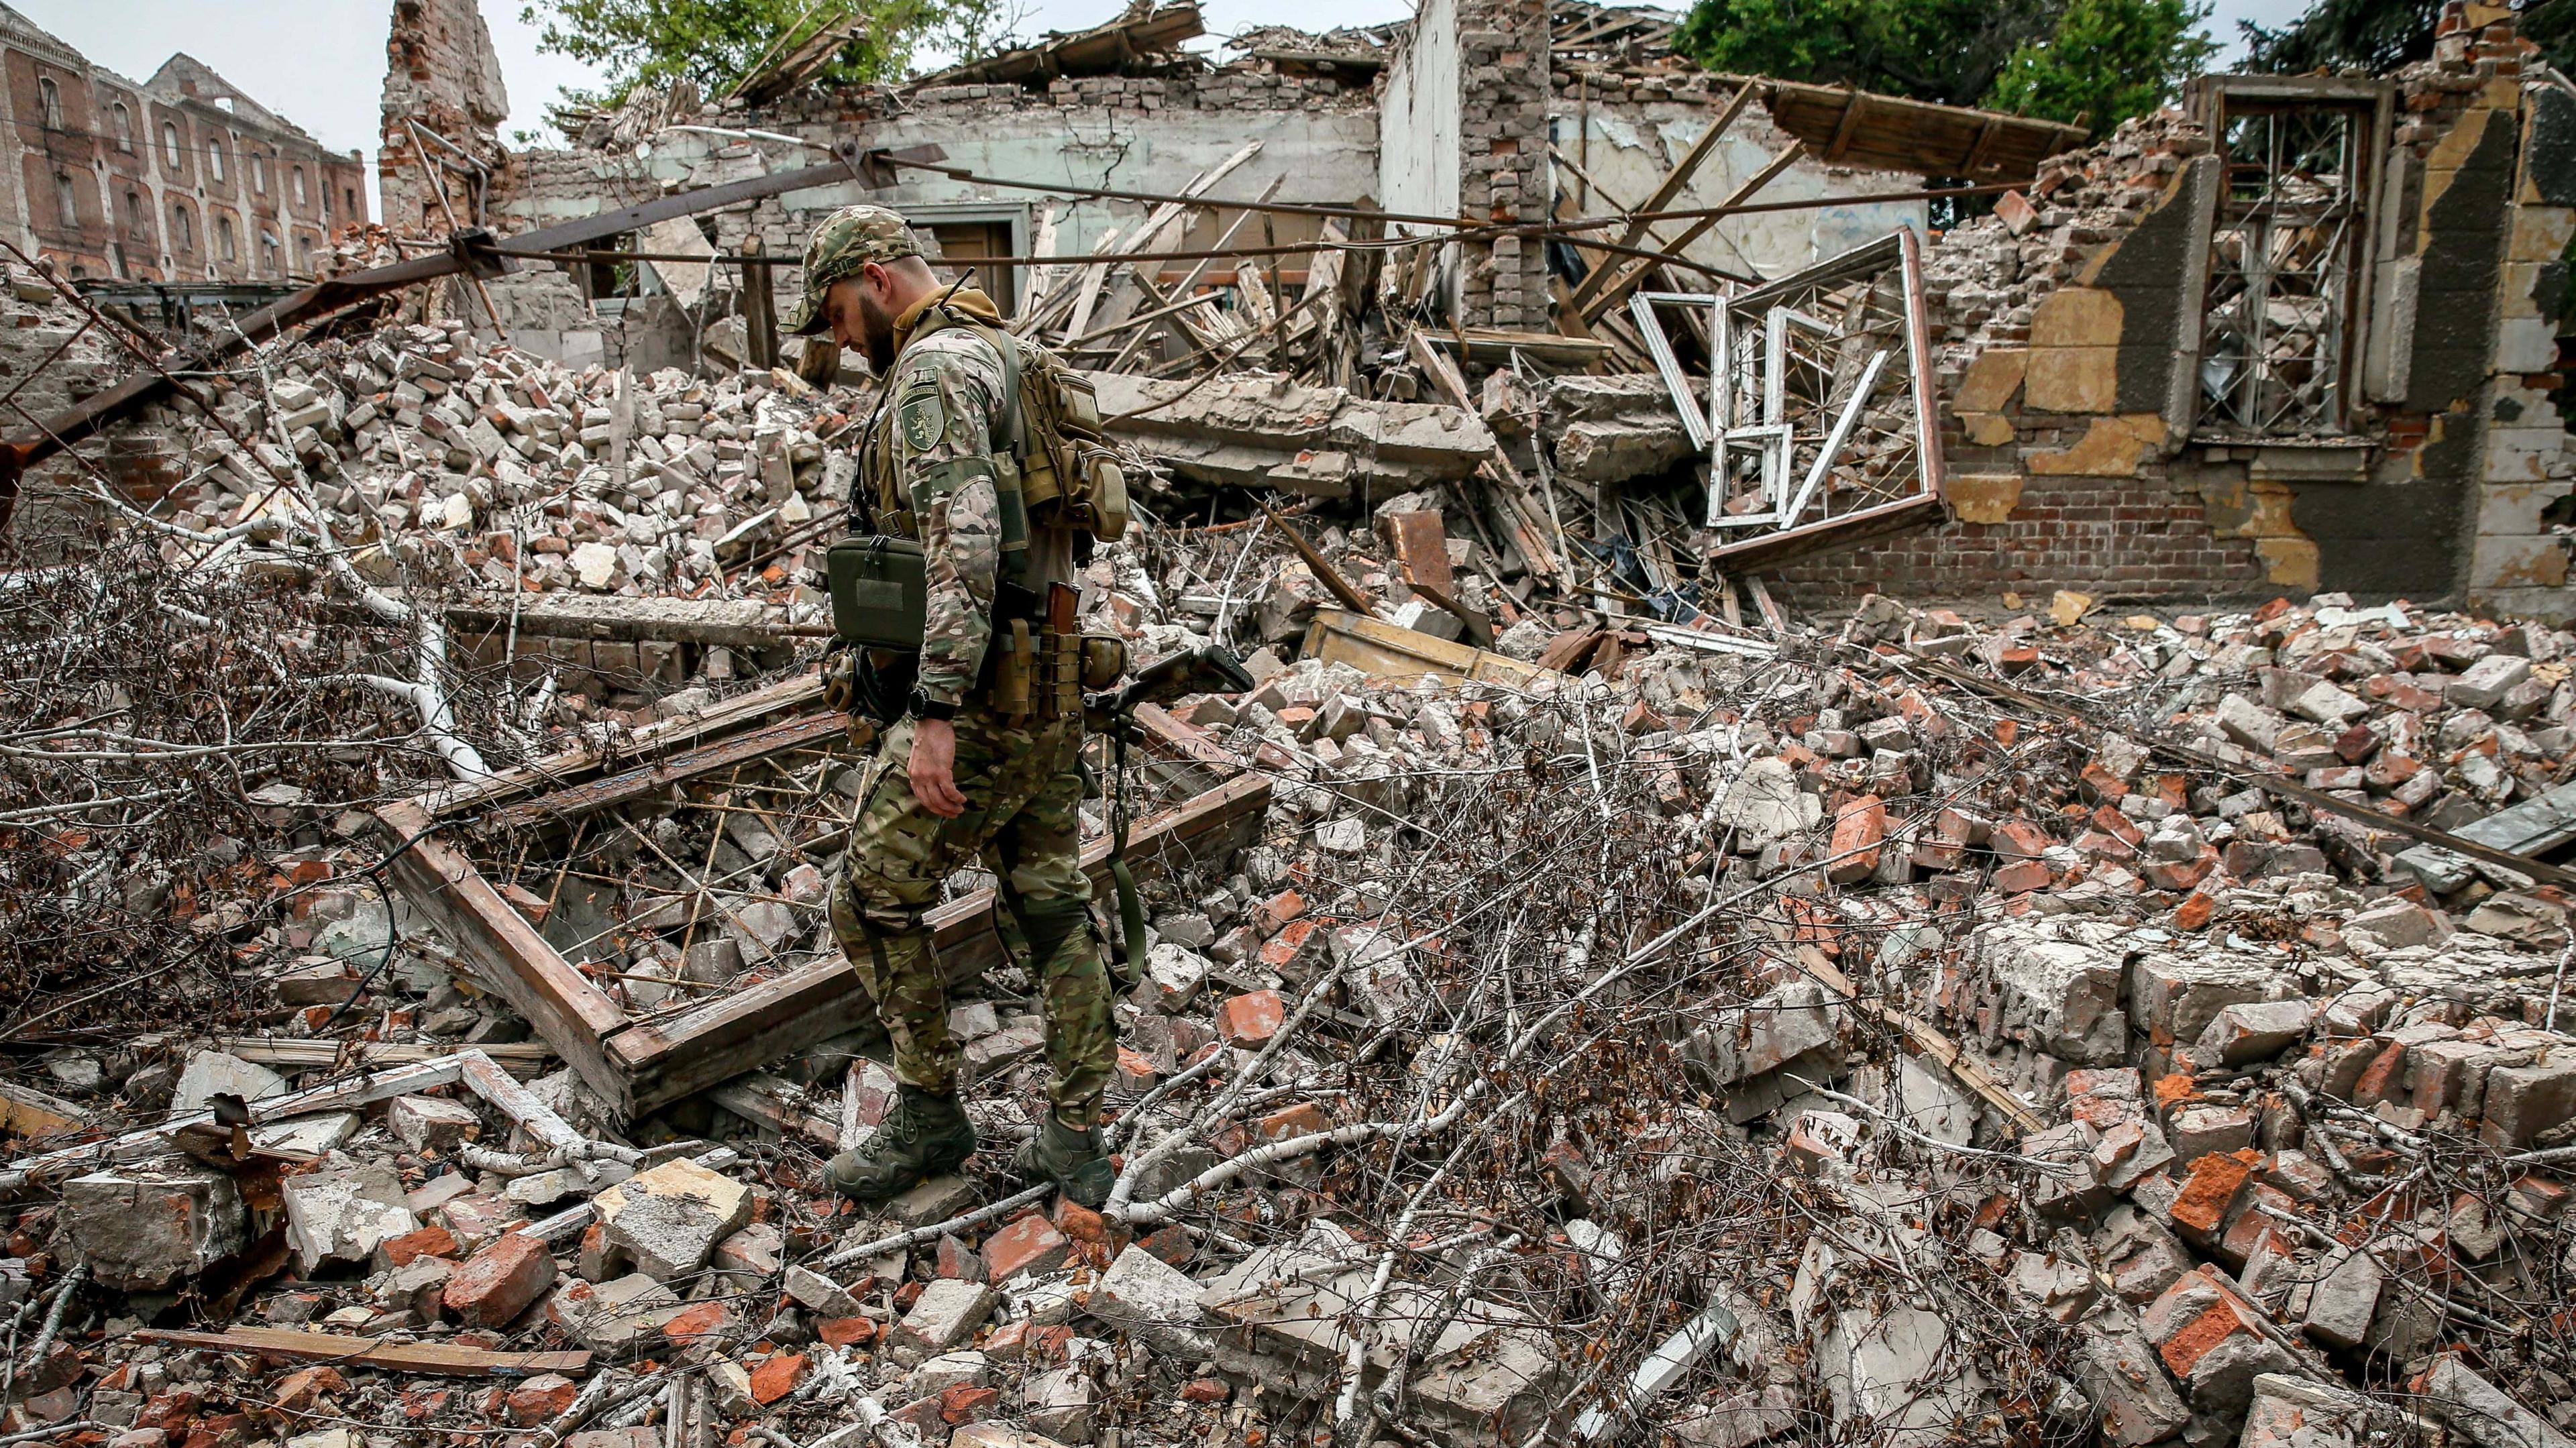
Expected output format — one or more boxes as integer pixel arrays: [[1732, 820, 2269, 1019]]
[[8, 220, 2576, 1443], [3, 0, 2575, 1439]]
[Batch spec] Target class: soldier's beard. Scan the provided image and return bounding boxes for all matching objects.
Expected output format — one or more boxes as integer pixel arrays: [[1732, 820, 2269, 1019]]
[[858, 292, 899, 373]]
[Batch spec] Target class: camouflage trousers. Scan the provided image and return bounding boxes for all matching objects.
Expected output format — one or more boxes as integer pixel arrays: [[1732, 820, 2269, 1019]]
[[828, 706, 1115, 1129]]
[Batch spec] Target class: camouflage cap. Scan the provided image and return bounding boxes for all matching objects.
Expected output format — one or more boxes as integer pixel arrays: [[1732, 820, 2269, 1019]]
[[786, 205, 925, 335]]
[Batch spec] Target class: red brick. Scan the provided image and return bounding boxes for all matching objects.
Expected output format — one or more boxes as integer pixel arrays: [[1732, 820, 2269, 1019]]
[[2157, 1300, 2257, 1379], [749, 1353, 806, 1406], [816, 1317, 876, 1348], [938, 1384, 1000, 1424], [1053, 1198, 1110, 1249], [441, 1231, 556, 1329], [1181, 1378, 1231, 1404], [982, 1212, 1072, 1281], [935, 1232, 987, 1281], [503, 1374, 578, 1426], [1140, 1222, 1193, 1267], [1826, 794, 1886, 884], [1256, 1101, 1328, 1141], [268, 1368, 346, 1414], [2172, 891, 2215, 930], [1991, 818, 2053, 860], [1254, 889, 1307, 935], [1216, 990, 1286, 1047], [659, 1300, 737, 1347], [2168, 1150, 2256, 1238], [376, 1225, 458, 1270], [1992, 858, 2053, 893]]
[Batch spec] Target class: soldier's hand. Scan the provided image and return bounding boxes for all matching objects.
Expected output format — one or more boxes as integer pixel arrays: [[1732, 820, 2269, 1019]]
[[909, 716, 967, 818]]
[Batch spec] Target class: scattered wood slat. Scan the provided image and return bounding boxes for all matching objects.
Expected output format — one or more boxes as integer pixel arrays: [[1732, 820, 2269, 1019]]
[[1303, 609, 1552, 688], [131, 1326, 590, 1378]]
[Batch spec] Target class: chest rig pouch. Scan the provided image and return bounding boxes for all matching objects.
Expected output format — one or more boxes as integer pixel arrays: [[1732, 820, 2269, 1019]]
[[829, 309, 1031, 655]]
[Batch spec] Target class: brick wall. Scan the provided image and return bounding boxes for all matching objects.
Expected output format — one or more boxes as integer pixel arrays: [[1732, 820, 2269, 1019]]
[[380, 0, 511, 239], [1452, 0, 1550, 331]]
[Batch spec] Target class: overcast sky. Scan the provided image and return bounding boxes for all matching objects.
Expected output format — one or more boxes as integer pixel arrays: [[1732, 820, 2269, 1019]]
[[20, 0, 2315, 220]]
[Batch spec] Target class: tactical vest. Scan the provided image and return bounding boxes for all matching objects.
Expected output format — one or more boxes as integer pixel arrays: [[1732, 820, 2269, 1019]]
[[828, 304, 1131, 718]]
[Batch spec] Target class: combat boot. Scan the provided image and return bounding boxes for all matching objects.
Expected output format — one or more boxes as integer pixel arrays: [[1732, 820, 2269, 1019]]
[[1014, 1114, 1116, 1209], [826, 1085, 977, 1202]]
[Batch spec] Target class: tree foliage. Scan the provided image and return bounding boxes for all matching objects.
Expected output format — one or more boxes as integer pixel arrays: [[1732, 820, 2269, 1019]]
[[2239, 0, 2569, 76], [1988, 0, 2218, 130], [1676, 0, 2216, 133], [522, 0, 1014, 113]]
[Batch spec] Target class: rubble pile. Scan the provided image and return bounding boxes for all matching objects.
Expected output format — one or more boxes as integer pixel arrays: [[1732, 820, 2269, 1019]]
[[159, 322, 855, 618], [15, 477, 2576, 1445]]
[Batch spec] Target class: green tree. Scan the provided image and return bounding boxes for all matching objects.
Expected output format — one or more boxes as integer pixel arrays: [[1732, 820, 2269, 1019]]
[[1676, 0, 2216, 134], [2239, 0, 2568, 75], [1987, 0, 2218, 129], [522, 0, 1014, 114]]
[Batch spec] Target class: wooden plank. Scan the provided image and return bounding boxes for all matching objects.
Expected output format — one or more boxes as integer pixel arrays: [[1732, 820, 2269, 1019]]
[[482, 711, 848, 834], [1579, 144, 1806, 327], [1743, 575, 1788, 633], [0, 1081, 88, 1143], [1824, 90, 1870, 162], [209, 1038, 551, 1077], [612, 772, 1274, 1113], [1302, 609, 1550, 688], [1563, 82, 1756, 315], [708, 1072, 842, 1146], [1403, 331, 1568, 586], [414, 673, 826, 822], [131, 1326, 590, 1378], [376, 799, 634, 1114]]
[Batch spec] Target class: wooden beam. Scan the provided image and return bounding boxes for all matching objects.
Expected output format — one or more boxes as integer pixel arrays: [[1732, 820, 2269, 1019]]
[[482, 712, 847, 835], [1579, 143, 1805, 326], [375, 799, 633, 1113], [1825, 90, 1870, 164], [131, 1327, 591, 1378], [1563, 82, 1756, 315], [609, 771, 1272, 1113]]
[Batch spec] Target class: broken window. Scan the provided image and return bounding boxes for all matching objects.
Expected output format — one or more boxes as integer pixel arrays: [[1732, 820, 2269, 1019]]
[[168, 199, 193, 254], [111, 101, 133, 152], [2189, 78, 2387, 440], [160, 121, 182, 170], [53, 172, 77, 228], [37, 77, 62, 131], [1632, 230, 1941, 565]]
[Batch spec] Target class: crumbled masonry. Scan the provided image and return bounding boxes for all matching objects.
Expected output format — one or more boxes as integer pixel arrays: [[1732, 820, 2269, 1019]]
[[5, 0, 2576, 1443]]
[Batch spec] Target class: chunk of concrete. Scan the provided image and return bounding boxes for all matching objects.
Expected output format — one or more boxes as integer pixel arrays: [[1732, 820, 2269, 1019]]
[[386, 1095, 482, 1152], [172, 1050, 287, 1111], [281, 1162, 419, 1274], [890, 1278, 998, 1366], [594, 1157, 753, 1282], [60, 1165, 247, 1290]]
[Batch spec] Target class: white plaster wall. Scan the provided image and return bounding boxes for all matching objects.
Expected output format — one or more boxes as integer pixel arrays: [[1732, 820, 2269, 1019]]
[[1554, 102, 1928, 280], [1378, 0, 1462, 233], [498, 107, 1381, 262]]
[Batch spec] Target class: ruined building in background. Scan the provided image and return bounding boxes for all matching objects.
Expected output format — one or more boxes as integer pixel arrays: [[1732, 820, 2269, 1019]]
[[0, 3, 369, 284], [368, 0, 2575, 622]]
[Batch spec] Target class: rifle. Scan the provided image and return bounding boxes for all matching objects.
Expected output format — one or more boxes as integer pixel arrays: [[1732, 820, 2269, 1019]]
[[1086, 645, 1257, 974]]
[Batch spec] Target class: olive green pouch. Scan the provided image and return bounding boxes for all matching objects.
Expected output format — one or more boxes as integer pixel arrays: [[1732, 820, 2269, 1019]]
[[826, 535, 928, 651]]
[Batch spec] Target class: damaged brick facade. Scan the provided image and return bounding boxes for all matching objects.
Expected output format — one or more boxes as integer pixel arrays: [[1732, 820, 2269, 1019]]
[[1782, 3, 2576, 618], [0, 7, 367, 284]]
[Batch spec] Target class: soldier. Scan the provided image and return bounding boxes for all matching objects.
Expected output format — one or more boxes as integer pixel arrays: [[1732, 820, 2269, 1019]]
[[788, 206, 1118, 1207]]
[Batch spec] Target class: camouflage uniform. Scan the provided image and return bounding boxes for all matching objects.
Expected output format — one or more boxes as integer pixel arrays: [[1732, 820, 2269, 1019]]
[[791, 206, 1115, 1134]]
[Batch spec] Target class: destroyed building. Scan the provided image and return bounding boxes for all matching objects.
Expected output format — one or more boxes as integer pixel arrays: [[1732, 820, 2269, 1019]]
[[0, 4, 370, 284], [5, 1, 2576, 1448]]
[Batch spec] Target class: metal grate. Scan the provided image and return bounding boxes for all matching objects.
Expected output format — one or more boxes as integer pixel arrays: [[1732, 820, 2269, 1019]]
[[2197, 101, 2369, 438]]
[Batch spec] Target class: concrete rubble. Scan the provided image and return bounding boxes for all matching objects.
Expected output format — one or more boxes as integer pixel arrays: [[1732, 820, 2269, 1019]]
[[5, 0, 2576, 1445]]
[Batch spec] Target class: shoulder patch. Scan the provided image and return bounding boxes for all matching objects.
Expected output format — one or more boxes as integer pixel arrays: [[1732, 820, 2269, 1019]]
[[897, 386, 946, 453]]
